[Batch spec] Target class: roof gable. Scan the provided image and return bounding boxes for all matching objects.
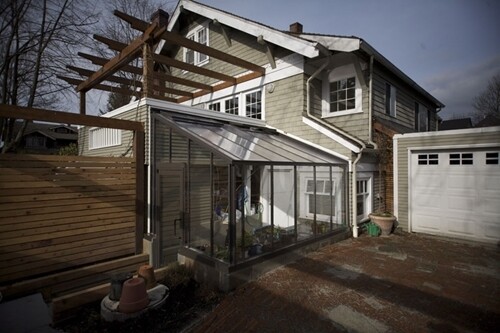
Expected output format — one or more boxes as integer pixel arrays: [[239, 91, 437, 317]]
[[168, 0, 321, 58]]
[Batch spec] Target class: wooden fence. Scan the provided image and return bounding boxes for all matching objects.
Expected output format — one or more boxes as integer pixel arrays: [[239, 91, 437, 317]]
[[0, 154, 138, 284]]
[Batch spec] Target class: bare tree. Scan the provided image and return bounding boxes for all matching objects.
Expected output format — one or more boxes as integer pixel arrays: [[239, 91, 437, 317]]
[[472, 73, 500, 123], [0, 0, 98, 153]]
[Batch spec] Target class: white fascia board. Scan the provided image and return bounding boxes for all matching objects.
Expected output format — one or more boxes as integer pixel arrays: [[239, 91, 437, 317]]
[[298, 34, 361, 52], [145, 98, 267, 127], [393, 126, 500, 140], [173, 0, 319, 58], [102, 98, 148, 118], [102, 97, 266, 128], [272, 127, 350, 162], [302, 116, 361, 153], [183, 53, 304, 105]]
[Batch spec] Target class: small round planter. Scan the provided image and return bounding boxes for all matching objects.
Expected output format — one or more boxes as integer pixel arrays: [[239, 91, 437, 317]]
[[369, 213, 396, 236], [119, 278, 149, 314]]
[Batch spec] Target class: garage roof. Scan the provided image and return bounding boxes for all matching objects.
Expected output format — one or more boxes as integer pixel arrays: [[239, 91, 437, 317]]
[[154, 111, 347, 166]]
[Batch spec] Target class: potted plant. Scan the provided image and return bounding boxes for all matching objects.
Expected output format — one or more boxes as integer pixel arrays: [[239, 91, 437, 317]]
[[368, 212, 396, 236]]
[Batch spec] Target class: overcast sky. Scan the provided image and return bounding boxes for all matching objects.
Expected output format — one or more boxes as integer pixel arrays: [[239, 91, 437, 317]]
[[195, 0, 500, 120]]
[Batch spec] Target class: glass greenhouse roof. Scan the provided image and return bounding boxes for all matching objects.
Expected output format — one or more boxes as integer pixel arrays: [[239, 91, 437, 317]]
[[154, 112, 347, 166]]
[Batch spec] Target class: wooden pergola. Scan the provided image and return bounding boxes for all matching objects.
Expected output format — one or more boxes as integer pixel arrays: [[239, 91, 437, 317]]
[[59, 10, 266, 115]]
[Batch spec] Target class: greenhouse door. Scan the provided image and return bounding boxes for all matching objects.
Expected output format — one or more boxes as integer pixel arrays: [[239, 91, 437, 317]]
[[156, 163, 186, 266]]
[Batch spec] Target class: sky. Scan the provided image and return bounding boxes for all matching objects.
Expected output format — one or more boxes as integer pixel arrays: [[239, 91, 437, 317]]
[[192, 0, 500, 120]]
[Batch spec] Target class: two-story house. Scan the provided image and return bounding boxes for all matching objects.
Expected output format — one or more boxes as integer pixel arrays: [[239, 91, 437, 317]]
[[76, 0, 444, 289]]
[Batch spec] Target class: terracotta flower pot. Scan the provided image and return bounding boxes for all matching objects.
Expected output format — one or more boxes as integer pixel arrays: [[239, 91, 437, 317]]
[[137, 264, 157, 289], [369, 213, 396, 236], [118, 278, 149, 313]]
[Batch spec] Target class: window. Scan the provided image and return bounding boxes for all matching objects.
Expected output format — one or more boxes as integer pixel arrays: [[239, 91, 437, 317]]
[[305, 179, 335, 217], [356, 179, 369, 220], [26, 136, 46, 148], [418, 154, 439, 165], [184, 25, 209, 66], [225, 97, 239, 115], [449, 153, 473, 165], [322, 64, 362, 117], [245, 91, 262, 119], [486, 152, 499, 165], [415, 102, 429, 132], [89, 128, 121, 149], [205, 91, 261, 119], [208, 102, 220, 111], [385, 83, 397, 117], [330, 77, 356, 112]]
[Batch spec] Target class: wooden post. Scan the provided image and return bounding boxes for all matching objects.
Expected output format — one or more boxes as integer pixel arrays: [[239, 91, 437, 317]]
[[142, 42, 153, 99], [134, 130, 145, 254], [80, 91, 86, 115]]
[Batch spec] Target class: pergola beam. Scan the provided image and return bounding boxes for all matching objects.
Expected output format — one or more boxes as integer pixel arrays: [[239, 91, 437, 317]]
[[67, 65, 142, 88], [77, 22, 164, 92], [93, 34, 128, 52], [114, 10, 265, 74], [152, 53, 235, 83], [78, 52, 143, 76]]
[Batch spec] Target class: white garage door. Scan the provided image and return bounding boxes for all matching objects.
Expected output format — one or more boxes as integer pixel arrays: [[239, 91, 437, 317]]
[[410, 149, 500, 242]]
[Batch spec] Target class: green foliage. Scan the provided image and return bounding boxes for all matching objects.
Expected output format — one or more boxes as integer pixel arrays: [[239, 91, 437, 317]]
[[58, 143, 78, 156]]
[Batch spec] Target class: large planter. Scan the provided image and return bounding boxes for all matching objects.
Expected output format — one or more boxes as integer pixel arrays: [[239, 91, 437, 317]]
[[369, 213, 396, 236]]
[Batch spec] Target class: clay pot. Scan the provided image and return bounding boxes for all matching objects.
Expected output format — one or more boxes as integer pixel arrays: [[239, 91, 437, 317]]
[[369, 213, 396, 236], [118, 278, 149, 313], [137, 264, 157, 289]]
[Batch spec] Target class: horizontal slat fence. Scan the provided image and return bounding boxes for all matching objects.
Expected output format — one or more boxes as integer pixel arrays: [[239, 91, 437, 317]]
[[0, 154, 137, 285]]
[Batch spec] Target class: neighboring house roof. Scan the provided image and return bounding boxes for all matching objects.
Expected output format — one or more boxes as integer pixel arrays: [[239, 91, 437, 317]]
[[168, 0, 444, 109], [14, 122, 78, 141], [475, 114, 500, 128], [439, 118, 473, 130]]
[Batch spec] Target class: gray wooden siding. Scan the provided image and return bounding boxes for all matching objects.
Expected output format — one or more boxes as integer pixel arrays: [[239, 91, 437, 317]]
[[373, 66, 438, 132], [265, 73, 353, 158], [80, 105, 149, 160], [395, 130, 500, 231]]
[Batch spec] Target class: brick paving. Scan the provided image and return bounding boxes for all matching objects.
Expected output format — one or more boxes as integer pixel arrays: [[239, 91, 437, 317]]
[[193, 231, 500, 333]]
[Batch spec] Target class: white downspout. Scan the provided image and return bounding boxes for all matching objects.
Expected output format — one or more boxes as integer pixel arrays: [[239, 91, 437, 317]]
[[306, 55, 366, 238]]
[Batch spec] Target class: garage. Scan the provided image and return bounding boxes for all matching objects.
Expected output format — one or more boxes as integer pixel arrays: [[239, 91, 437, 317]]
[[393, 127, 500, 243], [410, 149, 500, 241]]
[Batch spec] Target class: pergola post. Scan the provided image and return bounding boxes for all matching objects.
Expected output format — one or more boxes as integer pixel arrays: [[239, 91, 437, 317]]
[[79, 91, 86, 115], [142, 42, 154, 99]]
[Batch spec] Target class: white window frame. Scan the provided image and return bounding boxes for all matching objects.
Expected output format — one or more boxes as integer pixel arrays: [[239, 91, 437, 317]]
[[385, 83, 397, 117], [89, 127, 122, 150], [183, 23, 209, 66], [322, 64, 363, 117], [205, 88, 264, 120], [356, 174, 372, 222], [304, 177, 336, 221]]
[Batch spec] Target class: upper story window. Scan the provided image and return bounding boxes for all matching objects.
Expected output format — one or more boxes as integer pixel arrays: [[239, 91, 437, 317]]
[[385, 83, 397, 117], [415, 102, 429, 132], [184, 24, 209, 66], [205, 89, 263, 120], [322, 64, 362, 117]]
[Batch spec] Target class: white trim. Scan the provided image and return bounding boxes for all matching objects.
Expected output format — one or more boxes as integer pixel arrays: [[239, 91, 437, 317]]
[[170, 0, 320, 58], [302, 116, 361, 153], [394, 126, 500, 139], [405, 143, 500, 152], [322, 64, 363, 117]]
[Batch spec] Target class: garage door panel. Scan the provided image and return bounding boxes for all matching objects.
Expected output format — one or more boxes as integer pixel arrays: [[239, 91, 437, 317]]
[[410, 149, 500, 243], [412, 213, 441, 231]]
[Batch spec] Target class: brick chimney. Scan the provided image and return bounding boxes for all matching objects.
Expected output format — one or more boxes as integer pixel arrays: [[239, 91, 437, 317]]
[[289, 22, 303, 34], [151, 9, 169, 27]]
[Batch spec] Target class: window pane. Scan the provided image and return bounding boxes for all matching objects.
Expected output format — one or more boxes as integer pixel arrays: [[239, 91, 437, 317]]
[[245, 91, 262, 119], [316, 180, 324, 193], [338, 101, 346, 111], [306, 180, 314, 192], [346, 99, 355, 109], [347, 89, 355, 99], [325, 180, 332, 194], [347, 77, 355, 88]]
